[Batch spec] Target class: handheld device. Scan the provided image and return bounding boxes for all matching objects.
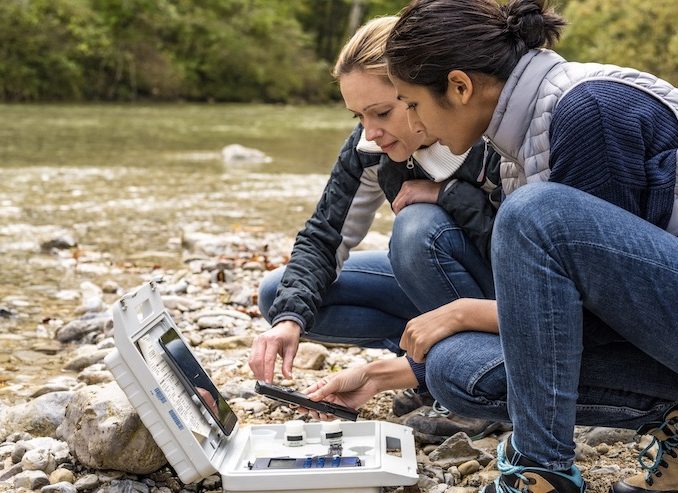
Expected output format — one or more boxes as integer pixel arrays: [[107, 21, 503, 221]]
[[254, 381, 359, 422], [159, 327, 238, 437]]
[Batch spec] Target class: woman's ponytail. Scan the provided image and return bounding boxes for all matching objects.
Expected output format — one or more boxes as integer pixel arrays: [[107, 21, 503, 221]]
[[501, 0, 566, 50]]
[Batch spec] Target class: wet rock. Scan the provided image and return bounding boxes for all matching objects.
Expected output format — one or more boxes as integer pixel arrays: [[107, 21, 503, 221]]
[[30, 377, 80, 399], [40, 235, 77, 253], [55, 316, 112, 343], [64, 346, 111, 372], [56, 383, 166, 474], [221, 144, 272, 165]]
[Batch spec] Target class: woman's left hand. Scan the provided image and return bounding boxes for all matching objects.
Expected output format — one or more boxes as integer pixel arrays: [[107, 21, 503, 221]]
[[392, 179, 442, 214]]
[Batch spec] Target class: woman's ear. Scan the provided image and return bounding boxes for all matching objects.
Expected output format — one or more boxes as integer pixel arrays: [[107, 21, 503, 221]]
[[446, 70, 474, 105]]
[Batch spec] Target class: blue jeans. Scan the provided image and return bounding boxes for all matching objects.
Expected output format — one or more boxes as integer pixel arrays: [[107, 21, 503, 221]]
[[487, 182, 678, 470], [258, 203, 493, 353]]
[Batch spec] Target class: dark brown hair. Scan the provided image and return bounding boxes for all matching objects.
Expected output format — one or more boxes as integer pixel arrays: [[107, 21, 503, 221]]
[[385, 0, 566, 96]]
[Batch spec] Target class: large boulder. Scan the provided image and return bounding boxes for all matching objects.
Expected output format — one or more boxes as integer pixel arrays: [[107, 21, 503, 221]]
[[56, 383, 166, 474]]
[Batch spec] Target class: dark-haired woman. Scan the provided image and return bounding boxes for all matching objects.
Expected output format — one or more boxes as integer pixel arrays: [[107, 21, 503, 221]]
[[369, 1, 676, 492]]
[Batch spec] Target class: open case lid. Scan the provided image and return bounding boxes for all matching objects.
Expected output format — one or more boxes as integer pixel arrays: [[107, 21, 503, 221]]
[[104, 281, 232, 483]]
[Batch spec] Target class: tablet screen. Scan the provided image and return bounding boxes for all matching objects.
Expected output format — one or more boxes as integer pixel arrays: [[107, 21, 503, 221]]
[[159, 327, 237, 437]]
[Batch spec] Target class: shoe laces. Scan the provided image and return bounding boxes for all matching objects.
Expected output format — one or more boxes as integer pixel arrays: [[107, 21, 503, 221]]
[[491, 440, 533, 493], [638, 419, 678, 486], [489, 441, 586, 493], [427, 400, 450, 417]]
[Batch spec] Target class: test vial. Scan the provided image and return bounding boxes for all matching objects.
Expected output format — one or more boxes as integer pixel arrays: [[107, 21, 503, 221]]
[[320, 421, 343, 446], [284, 420, 306, 447]]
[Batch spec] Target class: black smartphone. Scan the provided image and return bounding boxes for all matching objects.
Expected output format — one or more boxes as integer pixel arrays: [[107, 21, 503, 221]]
[[159, 327, 238, 437], [254, 381, 359, 421]]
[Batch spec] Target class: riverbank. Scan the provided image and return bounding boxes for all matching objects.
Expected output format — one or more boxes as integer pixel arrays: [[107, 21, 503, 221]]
[[0, 229, 653, 493]]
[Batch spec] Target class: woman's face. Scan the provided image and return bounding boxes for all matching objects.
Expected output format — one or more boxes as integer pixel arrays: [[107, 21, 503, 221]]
[[390, 75, 494, 155], [340, 70, 428, 162]]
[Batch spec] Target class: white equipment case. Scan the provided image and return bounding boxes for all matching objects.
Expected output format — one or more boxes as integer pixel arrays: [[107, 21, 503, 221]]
[[104, 281, 419, 493]]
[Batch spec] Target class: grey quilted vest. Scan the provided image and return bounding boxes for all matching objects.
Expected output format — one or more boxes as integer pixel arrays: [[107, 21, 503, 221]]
[[485, 49, 678, 235]]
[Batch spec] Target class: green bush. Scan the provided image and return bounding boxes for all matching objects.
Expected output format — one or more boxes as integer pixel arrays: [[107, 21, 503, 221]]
[[558, 0, 678, 84]]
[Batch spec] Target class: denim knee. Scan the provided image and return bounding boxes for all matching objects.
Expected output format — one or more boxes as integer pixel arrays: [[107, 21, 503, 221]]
[[390, 204, 460, 277], [492, 183, 571, 265], [257, 267, 284, 323], [424, 332, 507, 419]]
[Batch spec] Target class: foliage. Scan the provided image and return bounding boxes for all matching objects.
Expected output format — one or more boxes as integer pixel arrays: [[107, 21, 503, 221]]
[[557, 0, 678, 84], [0, 0, 676, 101]]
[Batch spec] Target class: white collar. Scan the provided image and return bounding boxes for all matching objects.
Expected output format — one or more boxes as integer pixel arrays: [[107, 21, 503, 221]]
[[356, 129, 469, 182]]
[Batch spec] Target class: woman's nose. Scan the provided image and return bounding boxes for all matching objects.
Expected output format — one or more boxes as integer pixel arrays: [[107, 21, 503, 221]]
[[364, 123, 384, 141], [406, 111, 425, 134]]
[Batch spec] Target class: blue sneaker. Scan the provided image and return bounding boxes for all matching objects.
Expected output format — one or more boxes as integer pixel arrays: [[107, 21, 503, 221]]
[[482, 436, 586, 493]]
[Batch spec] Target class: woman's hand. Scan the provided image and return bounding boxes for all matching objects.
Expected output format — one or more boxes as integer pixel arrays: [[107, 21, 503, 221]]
[[392, 180, 443, 214], [304, 366, 379, 412], [302, 358, 418, 419], [248, 321, 301, 383], [400, 298, 499, 363]]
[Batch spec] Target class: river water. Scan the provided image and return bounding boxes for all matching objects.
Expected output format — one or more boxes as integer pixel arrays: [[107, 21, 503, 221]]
[[0, 103, 394, 399]]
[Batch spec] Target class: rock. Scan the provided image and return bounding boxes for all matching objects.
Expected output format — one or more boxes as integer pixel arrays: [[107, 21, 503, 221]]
[[42, 482, 77, 493], [457, 459, 481, 477], [73, 473, 99, 491], [40, 235, 77, 253], [293, 342, 329, 370], [201, 335, 253, 350], [578, 427, 637, 447], [63, 346, 111, 371], [0, 392, 74, 441], [48, 467, 75, 484], [13, 469, 49, 490], [221, 144, 272, 165], [429, 433, 494, 467], [56, 383, 166, 474], [55, 317, 111, 343], [21, 447, 56, 473]]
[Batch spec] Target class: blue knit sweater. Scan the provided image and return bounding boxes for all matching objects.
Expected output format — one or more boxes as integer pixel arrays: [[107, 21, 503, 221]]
[[550, 80, 678, 229], [407, 79, 678, 395]]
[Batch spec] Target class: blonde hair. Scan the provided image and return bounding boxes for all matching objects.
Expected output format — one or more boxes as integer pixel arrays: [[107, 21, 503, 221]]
[[332, 16, 398, 80]]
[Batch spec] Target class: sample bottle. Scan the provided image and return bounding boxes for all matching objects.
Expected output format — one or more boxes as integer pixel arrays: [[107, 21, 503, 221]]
[[283, 420, 306, 447]]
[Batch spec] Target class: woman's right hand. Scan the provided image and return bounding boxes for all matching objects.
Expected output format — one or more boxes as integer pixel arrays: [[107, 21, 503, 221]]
[[248, 321, 302, 383], [303, 357, 419, 418], [304, 365, 379, 412], [392, 179, 443, 214]]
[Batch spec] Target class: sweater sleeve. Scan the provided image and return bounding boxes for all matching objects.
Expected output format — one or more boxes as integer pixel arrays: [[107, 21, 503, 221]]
[[550, 81, 677, 228], [267, 124, 385, 333]]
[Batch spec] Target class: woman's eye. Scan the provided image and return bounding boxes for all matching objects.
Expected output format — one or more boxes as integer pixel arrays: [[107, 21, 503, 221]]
[[352, 113, 364, 121], [377, 109, 391, 118], [406, 103, 418, 110]]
